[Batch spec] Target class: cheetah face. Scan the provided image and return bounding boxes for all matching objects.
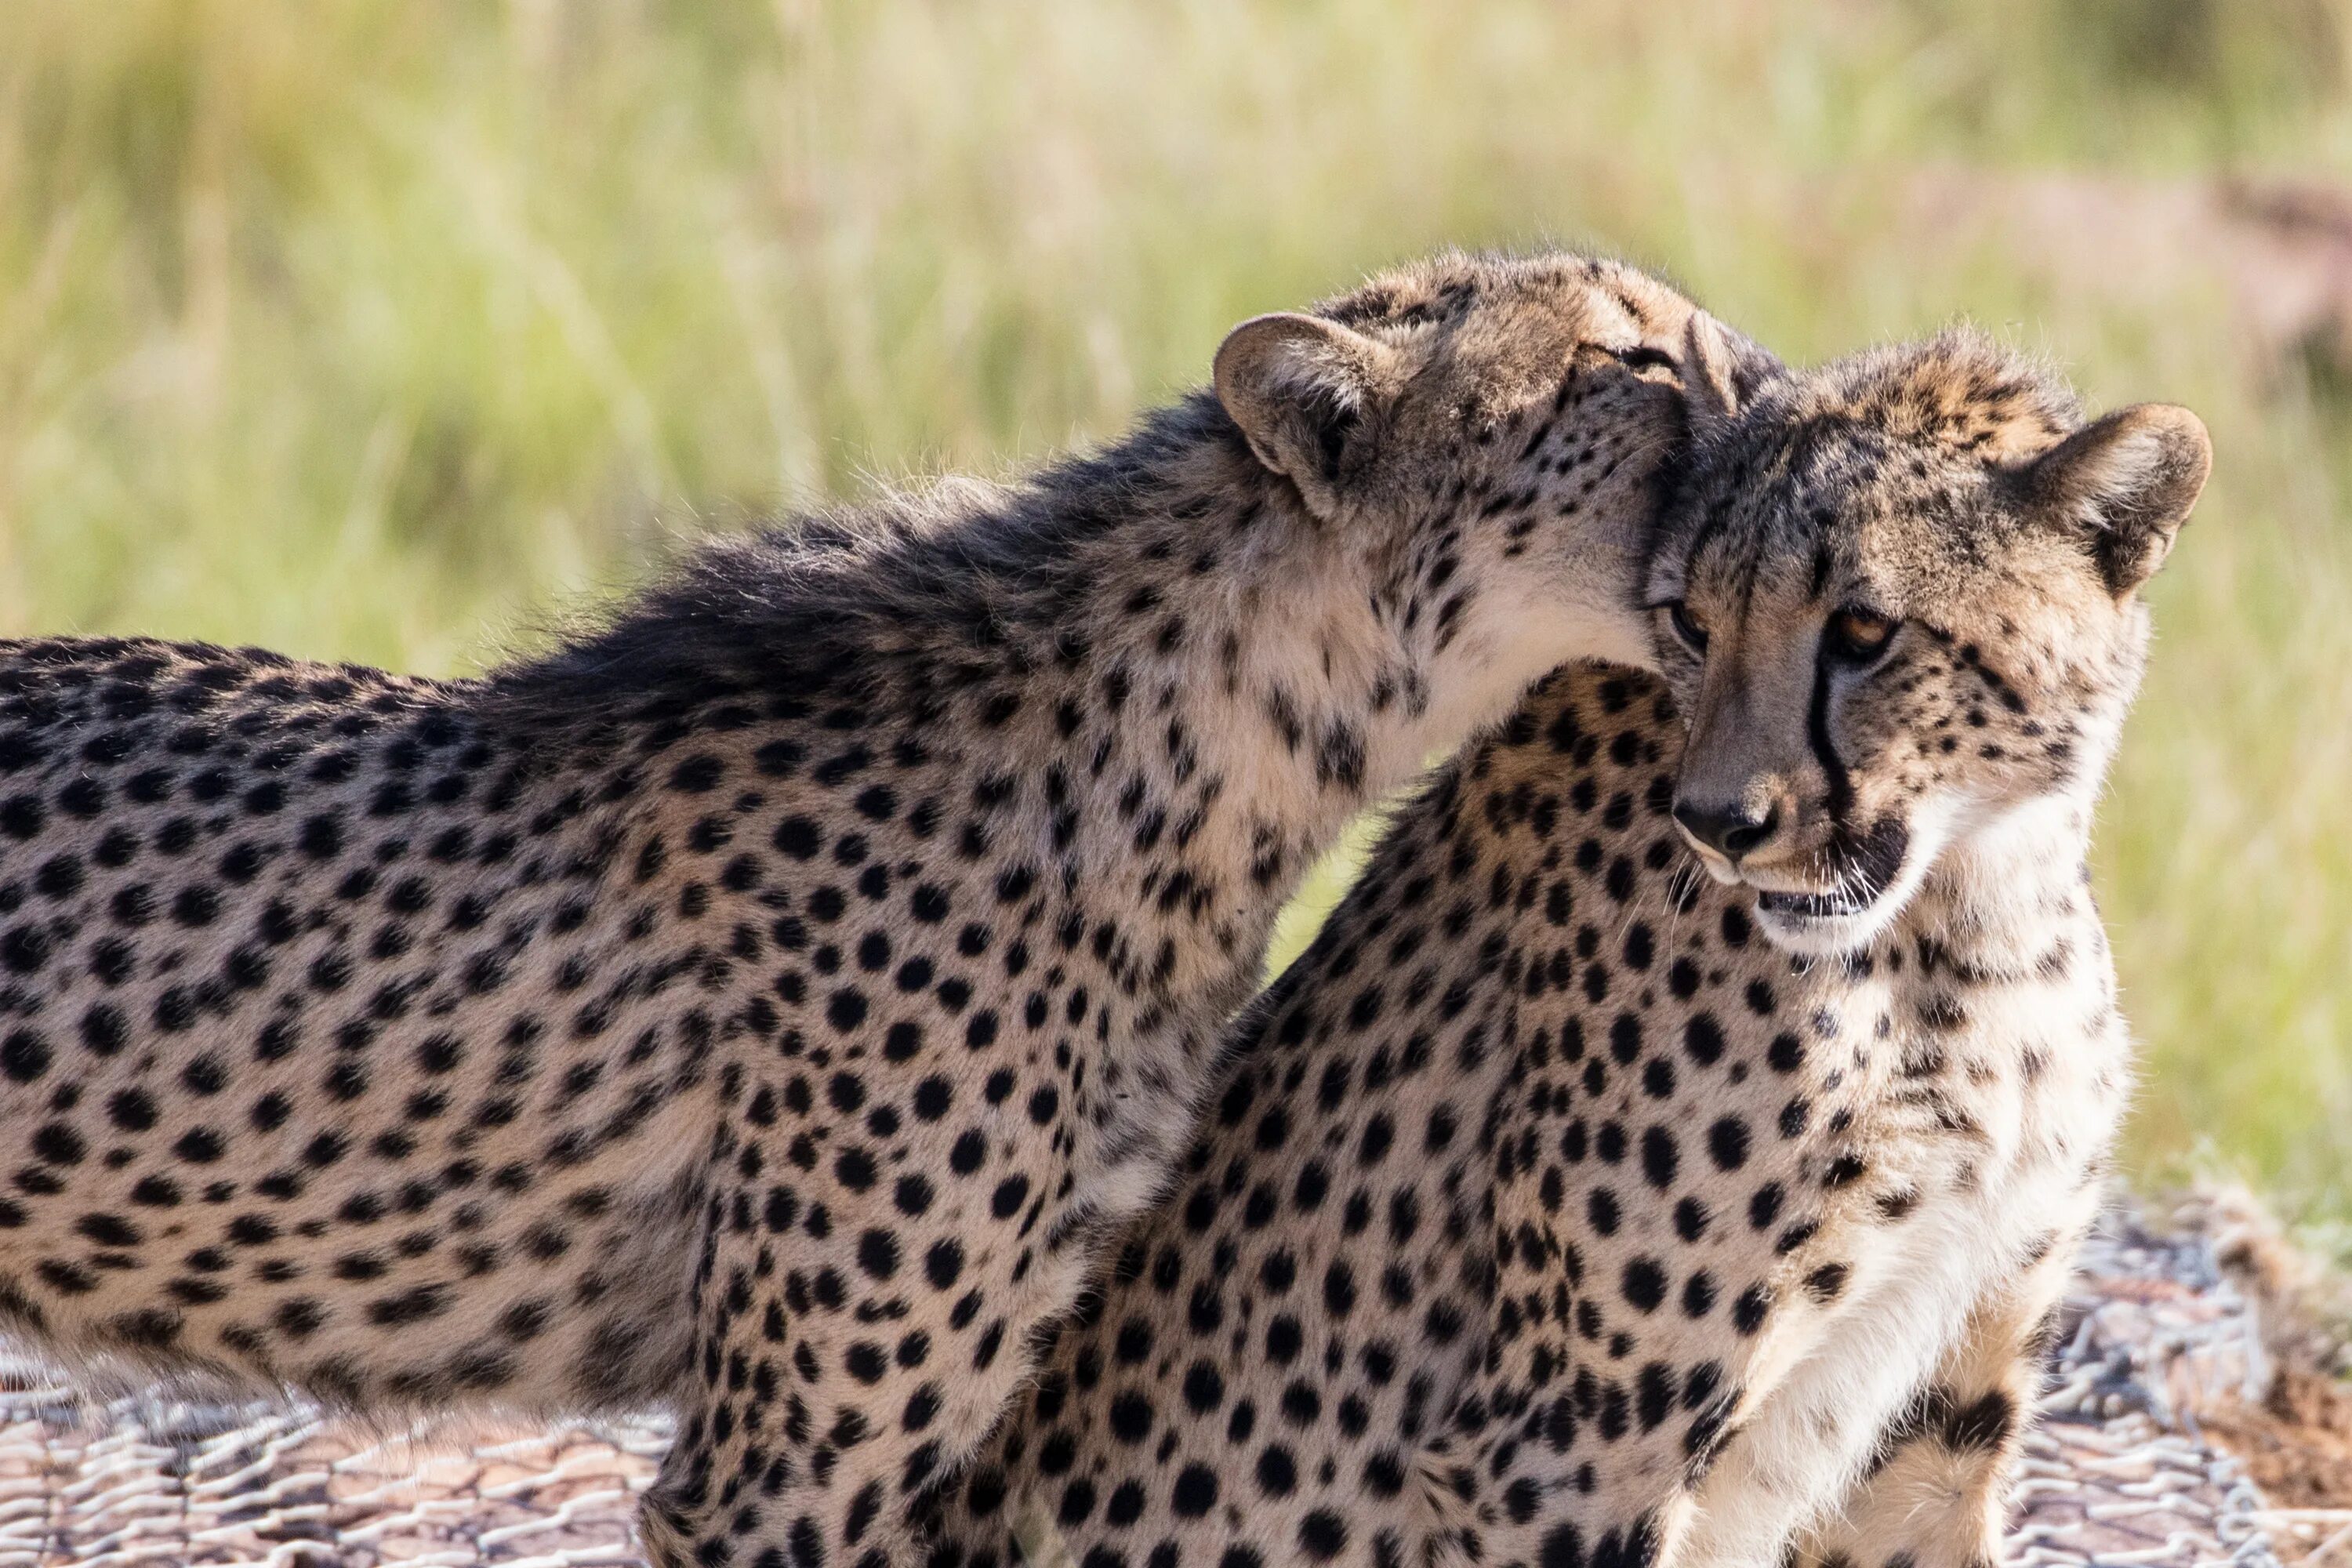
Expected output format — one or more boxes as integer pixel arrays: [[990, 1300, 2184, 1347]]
[[1214, 254, 1781, 681], [1643, 333, 2211, 956]]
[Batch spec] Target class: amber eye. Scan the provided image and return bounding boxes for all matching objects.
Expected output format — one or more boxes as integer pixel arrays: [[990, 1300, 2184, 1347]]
[[1824, 605, 1897, 664], [1657, 601, 1709, 654]]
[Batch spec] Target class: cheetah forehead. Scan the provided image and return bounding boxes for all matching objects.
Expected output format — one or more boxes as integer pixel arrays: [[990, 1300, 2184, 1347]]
[[1317, 250, 1686, 347], [1769, 328, 2084, 481], [1655, 329, 2097, 606]]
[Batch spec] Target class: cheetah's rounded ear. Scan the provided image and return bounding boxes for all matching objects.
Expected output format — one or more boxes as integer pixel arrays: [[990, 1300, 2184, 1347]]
[[1214, 313, 1403, 503], [1680, 312, 1782, 435], [2021, 403, 2212, 597]]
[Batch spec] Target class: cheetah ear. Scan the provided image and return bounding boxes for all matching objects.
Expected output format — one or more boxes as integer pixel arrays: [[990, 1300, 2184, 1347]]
[[2021, 404, 2212, 597], [1679, 312, 1781, 435], [1214, 313, 1403, 502]]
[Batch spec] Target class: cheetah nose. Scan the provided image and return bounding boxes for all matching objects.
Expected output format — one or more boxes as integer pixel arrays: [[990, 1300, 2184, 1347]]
[[1671, 798, 1780, 862]]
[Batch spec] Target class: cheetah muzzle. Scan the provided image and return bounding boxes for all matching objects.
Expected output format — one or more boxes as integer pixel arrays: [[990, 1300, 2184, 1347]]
[[1747, 813, 1909, 926]]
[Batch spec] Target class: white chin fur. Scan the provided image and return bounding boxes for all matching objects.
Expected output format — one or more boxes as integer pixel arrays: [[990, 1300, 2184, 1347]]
[[1748, 800, 1957, 958], [1752, 898, 1903, 958]]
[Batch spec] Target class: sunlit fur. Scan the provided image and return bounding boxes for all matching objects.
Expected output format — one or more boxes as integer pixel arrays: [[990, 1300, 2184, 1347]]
[[0, 252, 1735, 1568], [935, 336, 2202, 1568]]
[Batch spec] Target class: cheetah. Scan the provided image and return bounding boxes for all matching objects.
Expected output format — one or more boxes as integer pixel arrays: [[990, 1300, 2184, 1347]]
[[0, 253, 1765, 1568], [934, 332, 2211, 1568]]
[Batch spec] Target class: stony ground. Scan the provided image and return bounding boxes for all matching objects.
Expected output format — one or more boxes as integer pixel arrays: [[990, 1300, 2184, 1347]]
[[0, 1192, 2344, 1567]]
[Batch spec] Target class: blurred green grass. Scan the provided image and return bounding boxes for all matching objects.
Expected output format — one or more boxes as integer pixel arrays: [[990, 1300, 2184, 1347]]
[[2, 0, 2348, 1215]]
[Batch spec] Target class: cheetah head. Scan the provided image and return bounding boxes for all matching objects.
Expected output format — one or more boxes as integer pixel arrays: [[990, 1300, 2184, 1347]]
[[1214, 252, 1779, 679], [1645, 330, 2211, 956]]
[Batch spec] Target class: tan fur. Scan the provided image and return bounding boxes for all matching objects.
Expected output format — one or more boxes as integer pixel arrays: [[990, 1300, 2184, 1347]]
[[0, 252, 1751, 1568], [931, 334, 2203, 1568]]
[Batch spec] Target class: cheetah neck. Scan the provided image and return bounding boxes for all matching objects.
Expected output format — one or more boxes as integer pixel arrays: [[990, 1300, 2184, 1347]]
[[1897, 788, 2108, 982], [898, 415, 1572, 982], [1864, 783, 2129, 1189]]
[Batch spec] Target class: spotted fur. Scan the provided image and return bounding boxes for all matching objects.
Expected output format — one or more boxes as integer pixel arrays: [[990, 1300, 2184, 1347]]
[[932, 334, 2208, 1568], [0, 252, 1752, 1568]]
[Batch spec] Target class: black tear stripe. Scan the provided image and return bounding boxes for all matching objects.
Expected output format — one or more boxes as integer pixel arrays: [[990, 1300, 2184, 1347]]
[[1807, 643, 1856, 829], [1807, 648, 1911, 903]]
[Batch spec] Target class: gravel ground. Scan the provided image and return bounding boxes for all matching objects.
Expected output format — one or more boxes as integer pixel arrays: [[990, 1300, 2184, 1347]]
[[0, 1192, 2339, 1567]]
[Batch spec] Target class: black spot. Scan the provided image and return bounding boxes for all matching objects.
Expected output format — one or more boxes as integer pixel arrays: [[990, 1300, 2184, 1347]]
[[31, 1123, 85, 1166], [773, 816, 823, 859], [1542, 1525, 1584, 1568], [1621, 1258, 1666, 1312], [1682, 1014, 1724, 1066], [1298, 1511, 1348, 1560], [1943, 1388, 2015, 1453], [1170, 1464, 1218, 1517], [857, 1229, 900, 1280], [1109, 1391, 1155, 1444], [0, 1029, 49, 1083]]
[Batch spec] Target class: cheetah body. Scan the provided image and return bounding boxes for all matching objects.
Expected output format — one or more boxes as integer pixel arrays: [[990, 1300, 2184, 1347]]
[[938, 335, 2210, 1568], [938, 666, 2118, 1568], [0, 253, 1736, 1568]]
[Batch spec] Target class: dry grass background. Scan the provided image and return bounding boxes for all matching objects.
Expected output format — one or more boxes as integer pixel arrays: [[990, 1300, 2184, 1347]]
[[0, 0, 2348, 1221]]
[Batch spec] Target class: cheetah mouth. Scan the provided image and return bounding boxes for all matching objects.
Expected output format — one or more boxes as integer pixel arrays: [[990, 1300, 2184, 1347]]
[[1752, 818, 1911, 923]]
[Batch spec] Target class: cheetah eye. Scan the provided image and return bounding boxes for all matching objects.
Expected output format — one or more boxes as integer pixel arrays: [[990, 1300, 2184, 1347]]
[[1824, 605, 1897, 665], [1607, 345, 1679, 375], [1656, 601, 1708, 655]]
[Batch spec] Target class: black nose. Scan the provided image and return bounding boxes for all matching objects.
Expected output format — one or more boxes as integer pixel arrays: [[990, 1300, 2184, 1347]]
[[1672, 799, 1780, 859]]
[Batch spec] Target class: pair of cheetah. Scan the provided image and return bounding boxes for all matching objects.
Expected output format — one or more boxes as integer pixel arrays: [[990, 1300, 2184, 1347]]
[[0, 252, 2208, 1568]]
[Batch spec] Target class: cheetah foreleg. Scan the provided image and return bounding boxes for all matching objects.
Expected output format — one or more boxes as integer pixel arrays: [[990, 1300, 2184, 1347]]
[[1788, 1237, 2077, 1568]]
